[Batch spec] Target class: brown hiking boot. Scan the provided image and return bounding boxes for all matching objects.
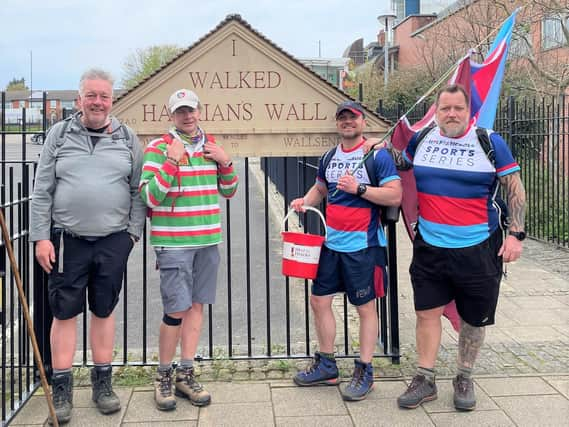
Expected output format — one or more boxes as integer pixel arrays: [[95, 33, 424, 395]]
[[154, 368, 177, 411], [175, 367, 211, 407]]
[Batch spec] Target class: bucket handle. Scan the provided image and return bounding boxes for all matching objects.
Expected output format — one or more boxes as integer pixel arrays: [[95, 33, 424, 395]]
[[282, 206, 327, 240]]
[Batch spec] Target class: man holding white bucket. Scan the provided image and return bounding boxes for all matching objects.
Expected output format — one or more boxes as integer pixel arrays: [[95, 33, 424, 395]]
[[290, 100, 402, 401]]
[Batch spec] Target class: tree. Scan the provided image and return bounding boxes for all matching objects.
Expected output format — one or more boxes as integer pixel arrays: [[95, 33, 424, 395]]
[[121, 45, 183, 89], [407, 0, 569, 97], [6, 77, 28, 91]]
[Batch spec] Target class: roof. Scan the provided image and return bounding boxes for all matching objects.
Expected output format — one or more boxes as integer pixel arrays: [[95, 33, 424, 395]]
[[114, 14, 386, 121], [3, 90, 78, 102], [412, 0, 476, 37]]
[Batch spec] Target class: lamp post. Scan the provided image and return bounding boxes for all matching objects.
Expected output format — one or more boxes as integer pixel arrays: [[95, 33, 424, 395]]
[[377, 11, 396, 87]]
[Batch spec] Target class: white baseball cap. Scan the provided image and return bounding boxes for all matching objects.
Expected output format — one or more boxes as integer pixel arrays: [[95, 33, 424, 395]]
[[168, 89, 200, 113]]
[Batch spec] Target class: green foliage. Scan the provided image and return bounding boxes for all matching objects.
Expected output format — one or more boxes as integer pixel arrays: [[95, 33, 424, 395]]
[[113, 366, 153, 386], [6, 77, 28, 91], [348, 64, 435, 116], [121, 45, 183, 89]]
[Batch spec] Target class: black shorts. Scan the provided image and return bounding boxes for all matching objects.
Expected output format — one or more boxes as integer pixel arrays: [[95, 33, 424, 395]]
[[312, 245, 387, 306], [48, 229, 134, 320], [409, 231, 503, 327]]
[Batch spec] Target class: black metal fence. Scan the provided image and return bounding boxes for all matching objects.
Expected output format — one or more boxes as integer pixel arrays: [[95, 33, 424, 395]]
[[378, 95, 569, 247], [1, 93, 47, 424]]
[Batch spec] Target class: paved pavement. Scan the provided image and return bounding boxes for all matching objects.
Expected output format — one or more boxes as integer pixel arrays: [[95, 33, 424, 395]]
[[11, 227, 569, 426]]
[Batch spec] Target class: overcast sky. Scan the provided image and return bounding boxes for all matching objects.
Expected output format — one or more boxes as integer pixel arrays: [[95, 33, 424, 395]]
[[0, 0, 397, 90]]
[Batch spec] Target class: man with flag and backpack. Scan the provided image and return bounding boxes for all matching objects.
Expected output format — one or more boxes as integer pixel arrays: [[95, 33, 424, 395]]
[[139, 89, 238, 411], [371, 83, 527, 411], [290, 100, 402, 401], [30, 68, 146, 424]]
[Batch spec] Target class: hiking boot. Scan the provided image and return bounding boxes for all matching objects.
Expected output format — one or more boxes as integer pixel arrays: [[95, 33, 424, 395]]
[[293, 352, 339, 386], [397, 374, 438, 409], [154, 368, 177, 411], [175, 367, 211, 407], [48, 371, 73, 425], [453, 374, 476, 411], [340, 359, 374, 401], [91, 366, 121, 415]]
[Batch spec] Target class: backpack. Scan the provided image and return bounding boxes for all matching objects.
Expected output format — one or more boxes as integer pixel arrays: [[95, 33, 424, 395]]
[[414, 125, 509, 229], [52, 113, 134, 157], [320, 143, 400, 223]]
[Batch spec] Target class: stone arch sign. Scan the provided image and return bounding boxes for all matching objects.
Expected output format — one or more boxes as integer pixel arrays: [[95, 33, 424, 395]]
[[113, 14, 391, 157]]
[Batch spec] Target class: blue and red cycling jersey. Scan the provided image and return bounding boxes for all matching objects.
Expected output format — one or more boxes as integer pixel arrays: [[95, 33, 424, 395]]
[[404, 124, 520, 248]]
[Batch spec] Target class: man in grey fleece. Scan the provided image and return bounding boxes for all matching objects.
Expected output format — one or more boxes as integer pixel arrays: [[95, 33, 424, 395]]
[[30, 68, 146, 425]]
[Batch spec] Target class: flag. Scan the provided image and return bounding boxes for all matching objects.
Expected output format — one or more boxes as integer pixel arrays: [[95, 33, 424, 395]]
[[471, 10, 518, 128]]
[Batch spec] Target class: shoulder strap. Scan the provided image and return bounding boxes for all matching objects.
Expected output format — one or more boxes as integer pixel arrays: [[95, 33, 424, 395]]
[[56, 115, 74, 147], [320, 146, 337, 174], [363, 151, 378, 187], [475, 127, 495, 166], [415, 124, 436, 146]]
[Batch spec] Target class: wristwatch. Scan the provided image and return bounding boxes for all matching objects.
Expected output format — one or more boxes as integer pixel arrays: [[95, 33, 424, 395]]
[[508, 231, 526, 241], [356, 183, 367, 196]]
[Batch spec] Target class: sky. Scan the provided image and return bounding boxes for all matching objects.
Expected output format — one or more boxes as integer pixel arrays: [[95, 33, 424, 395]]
[[0, 0, 397, 90]]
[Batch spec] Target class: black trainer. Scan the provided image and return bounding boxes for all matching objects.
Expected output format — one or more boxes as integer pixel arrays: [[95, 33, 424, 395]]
[[397, 374, 438, 409]]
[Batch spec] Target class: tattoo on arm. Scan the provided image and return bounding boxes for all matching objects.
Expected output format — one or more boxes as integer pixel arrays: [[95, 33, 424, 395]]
[[499, 172, 526, 231], [388, 148, 411, 170], [458, 320, 485, 369]]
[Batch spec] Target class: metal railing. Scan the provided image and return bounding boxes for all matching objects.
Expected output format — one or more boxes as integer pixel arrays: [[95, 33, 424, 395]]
[[1, 93, 46, 425]]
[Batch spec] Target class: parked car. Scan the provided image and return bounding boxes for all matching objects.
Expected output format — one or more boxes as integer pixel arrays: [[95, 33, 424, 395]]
[[30, 133, 44, 144]]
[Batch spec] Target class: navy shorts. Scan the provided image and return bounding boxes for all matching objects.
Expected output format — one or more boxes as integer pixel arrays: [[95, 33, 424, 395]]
[[410, 230, 503, 327], [48, 229, 134, 320], [312, 245, 387, 306]]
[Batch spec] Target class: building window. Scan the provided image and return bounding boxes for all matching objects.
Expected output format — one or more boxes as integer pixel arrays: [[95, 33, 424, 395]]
[[61, 100, 75, 109], [50, 100, 57, 108], [542, 15, 568, 50], [510, 25, 531, 58]]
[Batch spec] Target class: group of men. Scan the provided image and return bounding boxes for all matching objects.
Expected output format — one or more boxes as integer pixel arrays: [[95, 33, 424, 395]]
[[30, 67, 525, 424]]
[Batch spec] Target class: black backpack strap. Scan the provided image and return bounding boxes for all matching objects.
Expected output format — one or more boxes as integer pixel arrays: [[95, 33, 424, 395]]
[[415, 124, 436, 146], [476, 127, 495, 166], [363, 151, 378, 187], [319, 146, 337, 184]]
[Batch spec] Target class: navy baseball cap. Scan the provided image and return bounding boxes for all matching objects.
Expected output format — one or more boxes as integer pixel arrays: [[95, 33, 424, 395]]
[[335, 100, 365, 119]]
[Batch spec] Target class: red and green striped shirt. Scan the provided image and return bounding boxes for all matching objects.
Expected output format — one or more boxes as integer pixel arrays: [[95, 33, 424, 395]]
[[139, 129, 238, 247]]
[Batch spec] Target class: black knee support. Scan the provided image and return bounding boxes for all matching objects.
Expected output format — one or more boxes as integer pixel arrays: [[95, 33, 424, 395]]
[[162, 313, 182, 326]]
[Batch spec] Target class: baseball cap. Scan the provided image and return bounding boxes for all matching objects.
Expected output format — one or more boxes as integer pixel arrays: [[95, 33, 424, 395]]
[[168, 89, 200, 113], [335, 100, 365, 119]]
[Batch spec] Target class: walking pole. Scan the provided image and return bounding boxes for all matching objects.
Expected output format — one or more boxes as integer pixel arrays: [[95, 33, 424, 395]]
[[0, 210, 59, 427]]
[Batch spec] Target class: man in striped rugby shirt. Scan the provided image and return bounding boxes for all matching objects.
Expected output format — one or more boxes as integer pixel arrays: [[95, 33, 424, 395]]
[[140, 88, 238, 410]]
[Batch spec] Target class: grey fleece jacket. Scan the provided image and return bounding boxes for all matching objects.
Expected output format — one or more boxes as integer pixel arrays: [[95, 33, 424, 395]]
[[30, 113, 146, 241]]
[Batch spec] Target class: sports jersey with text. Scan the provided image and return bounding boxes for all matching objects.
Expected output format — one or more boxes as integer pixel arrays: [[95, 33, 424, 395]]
[[403, 125, 520, 248], [317, 140, 400, 252]]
